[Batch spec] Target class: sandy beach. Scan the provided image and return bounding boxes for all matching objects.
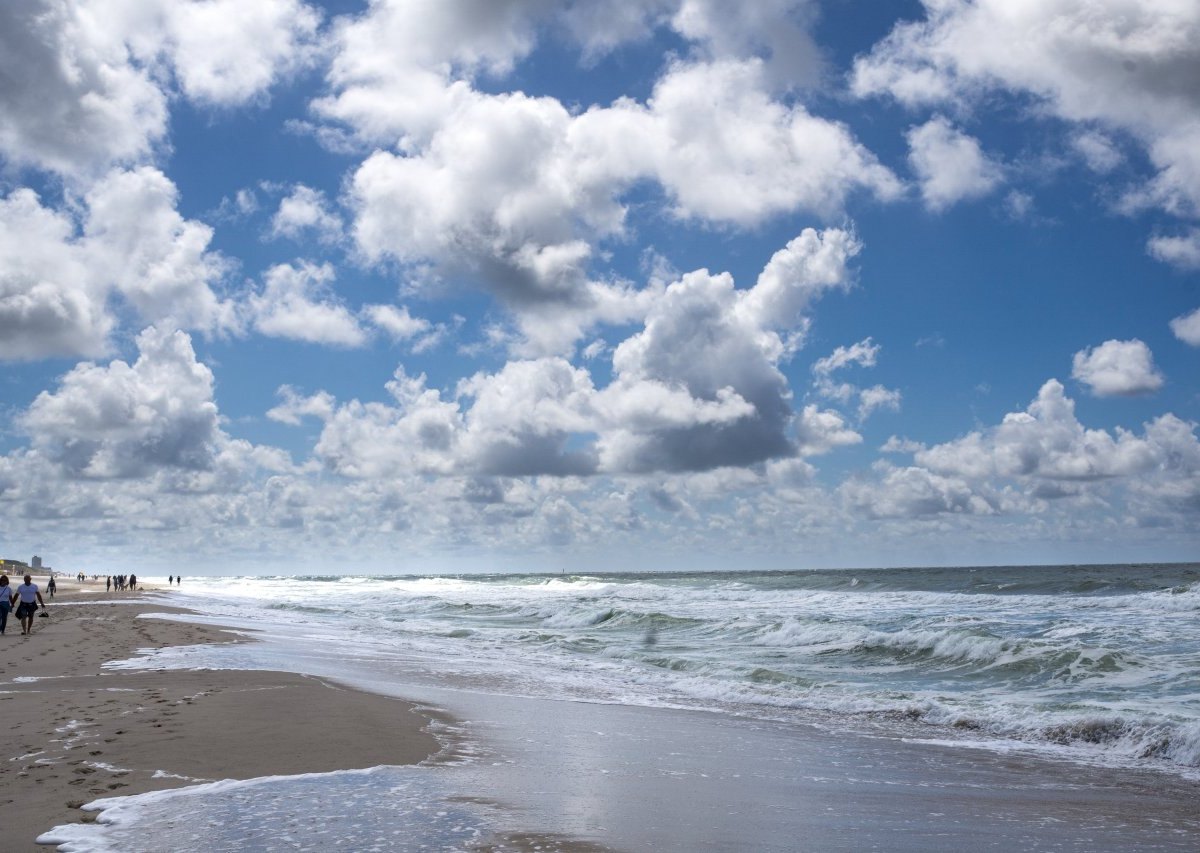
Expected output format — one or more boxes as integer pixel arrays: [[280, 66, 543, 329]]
[[1, 581, 442, 851]]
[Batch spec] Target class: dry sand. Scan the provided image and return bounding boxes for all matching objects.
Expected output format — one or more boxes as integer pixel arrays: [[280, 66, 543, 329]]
[[1, 580, 443, 851]]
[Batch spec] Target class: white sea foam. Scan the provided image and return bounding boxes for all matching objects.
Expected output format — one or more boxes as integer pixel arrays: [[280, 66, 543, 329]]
[[37, 767, 489, 852], [137, 565, 1200, 777]]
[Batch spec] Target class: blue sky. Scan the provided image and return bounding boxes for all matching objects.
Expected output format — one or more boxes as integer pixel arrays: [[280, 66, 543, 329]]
[[1, 0, 1198, 575]]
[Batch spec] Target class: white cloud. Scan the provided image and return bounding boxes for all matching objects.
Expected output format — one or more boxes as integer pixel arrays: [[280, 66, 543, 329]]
[[1071, 339, 1164, 397], [248, 262, 368, 347], [364, 304, 442, 351], [812, 338, 879, 376], [266, 386, 337, 426], [648, 59, 903, 224], [0, 169, 233, 361], [906, 116, 1002, 211], [307, 368, 465, 479], [270, 185, 343, 244], [1170, 307, 1200, 346], [0, 0, 320, 180], [840, 379, 1200, 526], [858, 385, 902, 420], [853, 0, 1200, 218], [20, 326, 221, 478], [456, 359, 600, 476], [810, 337, 901, 422], [916, 380, 1160, 482], [0, 0, 167, 178], [669, 0, 823, 89], [276, 229, 864, 478], [841, 462, 993, 520], [1072, 130, 1123, 173], [335, 14, 897, 355], [155, 0, 320, 106], [83, 167, 235, 332], [740, 229, 862, 331], [1147, 229, 1200, 269], [0, 189, 113, 361]]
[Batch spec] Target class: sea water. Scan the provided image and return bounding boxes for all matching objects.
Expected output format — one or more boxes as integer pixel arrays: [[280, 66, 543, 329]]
[[46, 563, 1200, 851], [142, 563, 1200, 776]]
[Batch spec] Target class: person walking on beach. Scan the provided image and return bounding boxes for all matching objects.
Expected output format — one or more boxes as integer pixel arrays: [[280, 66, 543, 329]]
[[0, 575, 11, 635], [15, 574, 46, 636], [106, 576, 111, 592], [47, 575, 56, 598]]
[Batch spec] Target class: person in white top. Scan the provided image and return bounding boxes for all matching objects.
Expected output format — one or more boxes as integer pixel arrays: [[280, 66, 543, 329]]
[[14, 574, 45, 636], [0, 575, 12, 635]]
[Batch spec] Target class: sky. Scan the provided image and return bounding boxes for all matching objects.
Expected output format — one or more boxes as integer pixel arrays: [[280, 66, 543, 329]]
[[1, 0, 1199, 576]]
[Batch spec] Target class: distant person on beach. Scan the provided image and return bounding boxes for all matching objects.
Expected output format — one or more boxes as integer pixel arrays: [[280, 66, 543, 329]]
[[0, 575, 11, 634], [15, 574, 46, 636], [129, 574, 137, 590], [106, 576, 111, 592], [169, 575, 174, 585], [47, 576, 56, 598]]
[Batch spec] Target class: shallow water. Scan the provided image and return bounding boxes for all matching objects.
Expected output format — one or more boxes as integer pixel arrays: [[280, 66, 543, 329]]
[[45, 564, 1200, 851], [144, 563, 1200, 777]]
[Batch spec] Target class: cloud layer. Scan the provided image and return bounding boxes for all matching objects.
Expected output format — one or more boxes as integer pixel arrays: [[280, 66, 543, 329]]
[[0, 1, 1196, 572]]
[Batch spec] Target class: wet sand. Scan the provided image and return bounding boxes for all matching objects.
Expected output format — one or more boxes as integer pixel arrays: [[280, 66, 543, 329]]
[[0, 581, 442, 851]]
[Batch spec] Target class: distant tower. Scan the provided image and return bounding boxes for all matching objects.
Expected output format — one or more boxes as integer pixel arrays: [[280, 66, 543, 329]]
[[32, 555, 42, 568]]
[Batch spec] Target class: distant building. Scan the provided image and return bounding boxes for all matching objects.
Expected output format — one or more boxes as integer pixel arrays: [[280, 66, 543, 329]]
[[32, 555, 42, 568], [1, 558, 30, 573]]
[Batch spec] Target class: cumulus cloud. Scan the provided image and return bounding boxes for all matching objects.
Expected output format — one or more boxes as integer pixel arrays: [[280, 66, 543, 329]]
[[332, 0, 897, 355], [845, 379, 1200, 524], [151, 0, 320, 106], [0, 169, 233, 360], [275, 229, 863, 478], [20, 326, 221, 478], [83, 167, 235, 332], [906, 116, 1002, 211], [669, 0, 822, 89], [647, 59, 903, 223], [366, 307, 421, 341], [841, 462, 993, 519], [602, 228, 862, 471], [810, 337, 901, 421], [0, 0, 319, 180], [1072, 130, 1123, 174], [1071, 339, 1164, 397], [0, 0, 167, 178], [1147, 229, 1200, 270], [812, 338, 879, 376], [852, 0, 1200, 218], [346, 67, 893, 355], [269, 185, 343, 244], [917, 380, 1160, 482], [0, 189, 113, 361], [248, 262, 367, 347], [1170, 307, 1200, 346]]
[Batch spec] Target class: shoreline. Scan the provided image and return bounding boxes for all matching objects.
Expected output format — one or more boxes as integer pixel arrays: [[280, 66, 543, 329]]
[[1, 582, 445, 850]]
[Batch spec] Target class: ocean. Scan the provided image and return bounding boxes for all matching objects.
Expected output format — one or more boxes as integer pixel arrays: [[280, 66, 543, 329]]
[[45, 563, 1200, 851]]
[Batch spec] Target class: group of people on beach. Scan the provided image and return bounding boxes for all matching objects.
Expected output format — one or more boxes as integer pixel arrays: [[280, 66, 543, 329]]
[[108, 574, 137, 591], [0, 574, 47, 636]]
